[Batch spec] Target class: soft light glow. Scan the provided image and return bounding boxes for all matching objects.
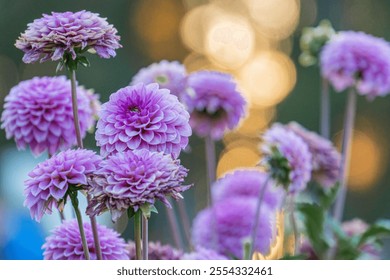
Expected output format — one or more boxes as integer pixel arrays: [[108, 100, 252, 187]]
[[238, 51, 296, 107], [244, 0, 300, 39], [236, 106, 275, 137], [180, 5, 208, 53]]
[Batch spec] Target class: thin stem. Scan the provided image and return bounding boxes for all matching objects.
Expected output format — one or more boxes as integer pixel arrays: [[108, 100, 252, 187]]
[[288, 196, 299, 255], [250, 175, 270, 255], [69, 69, 84, 149], [204, 136, 216, 207], [333, 88, 357, 223], [134, 211, 142, 260], [142, 216, 148, 260], [59, 211, 65, 222], [166, 206, 184, 249], [320, 77, 330, 139], [70, 192, 90, 260], [88, 200, 103, 260], [177, 199, 192, 250]]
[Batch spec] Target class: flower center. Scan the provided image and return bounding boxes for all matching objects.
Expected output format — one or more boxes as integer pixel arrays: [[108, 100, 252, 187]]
[[199, 107, 226, 120], [128, 106, 140, 113], [155, 75, 168, 84]]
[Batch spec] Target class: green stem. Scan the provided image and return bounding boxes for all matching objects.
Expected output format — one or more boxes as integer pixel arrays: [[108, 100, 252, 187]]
[[70, 192, 90, 260], [134, 211, 142, 260], [69, 69, 84, 149], [142, 216, 148, 260]]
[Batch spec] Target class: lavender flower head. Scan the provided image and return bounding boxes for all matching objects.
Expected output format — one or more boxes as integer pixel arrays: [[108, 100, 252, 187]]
[[181, 247, 228, 260], [24, 149, 102, 221], [1, 76, 99, 156], [130, 60, 187, 98], [42, 219, 128, 260], [287, 122, 341, 188], [87, 149, 190, 222], [15, 10, 121, 63], [96, 83, 191, 159], [127, 241, 183, 260], [183, 71, 246, 140], [192, 197, 275, 259], [212, 169, 285, 210], [320, 31, 390, 99], [260, 123, 312, 194]]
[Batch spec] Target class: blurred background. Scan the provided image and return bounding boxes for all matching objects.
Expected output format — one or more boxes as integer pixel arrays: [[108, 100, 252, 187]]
[[1, 0, 390, 259]]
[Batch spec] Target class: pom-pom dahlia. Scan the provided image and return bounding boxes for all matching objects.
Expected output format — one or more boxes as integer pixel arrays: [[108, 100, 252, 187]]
[[183, 71, 246, 140], [130, 60, 187, 98], [320, 31, 390, 99], [24, 149, 102, 221], [181, 247, 228, 260], [15, 10, 121, 63], [87, 149, 190, 222], [127, 241, 183, 260], [192, 197, 275, 259], [212, 169, 285, 210], [286, 122, 341, 188], [42, 219, 128, 260], [1, 76, 98, 156], [260, 123, 312, 194], [95, 83, 191, 159]]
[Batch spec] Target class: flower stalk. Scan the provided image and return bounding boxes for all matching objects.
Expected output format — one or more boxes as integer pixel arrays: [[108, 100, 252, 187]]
[[320, 78, 330, 139], [134, 211, 142, 260], [142, 216, 148, 260], [205, 135, 216, 206]]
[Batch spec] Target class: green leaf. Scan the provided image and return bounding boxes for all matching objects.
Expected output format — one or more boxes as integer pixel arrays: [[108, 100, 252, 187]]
[[296, 203, 329, 256], [358, 220, 390, 246], [140, 203, 158, 219], [319, 183, 339, 210], [127, 207, 136, 220], [77, 56, 90, 68], [329, 218, 361, 260], [279, 254, 308, 260]]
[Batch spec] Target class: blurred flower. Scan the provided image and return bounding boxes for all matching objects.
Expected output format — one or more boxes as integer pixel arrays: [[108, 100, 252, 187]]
[[24, 149, 102, 221], [320, 31, 390, 99], [15, 10, 121, 63], [130, 60, 187, 98], [96, 83, 191, 159], [1, 76, 98, 156], [181, 247, 228, 260], [42, 219, 128, 260], [286, 122, 340, 188], [87, 149, 190, 222], [299, 20, 336, 67], [260, 123, 312, 194], [183, 71, 246, 140], [192, 197, 275, 259], [212, 169, 285, 210], [127, 241, 182, 260]]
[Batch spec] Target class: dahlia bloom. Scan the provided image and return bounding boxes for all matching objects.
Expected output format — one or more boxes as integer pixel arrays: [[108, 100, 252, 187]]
[[130, 60, 187, 98], [287, 122, 341, 188], [127, 241, 183, 260], [181, 247, 228, 260], [15, 10, 121, 63], [183, 71, 246, 140], [87, 149, 190, 222], [320, 31, 390, 99], [24, 149, 102, 221], [192, 197, 275, 259], [1, 76, 99, 156], [42, 219, 128, 260], [96, 83, 191, 159], [260, 123, 312, 194], [212, 169, 285, 210]]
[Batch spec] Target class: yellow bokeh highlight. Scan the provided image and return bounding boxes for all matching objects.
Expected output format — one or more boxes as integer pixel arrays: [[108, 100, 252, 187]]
[[180, 5, 208, 53], [244, 0, 300, 39], [204, 13, 255, 70], [238, 51, 296, 107]]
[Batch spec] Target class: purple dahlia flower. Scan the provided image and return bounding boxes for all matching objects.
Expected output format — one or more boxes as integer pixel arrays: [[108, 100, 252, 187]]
[[87, 149, 190, 221], [1, 76, 99, 156], [24, 149, 102, 221], [260, 123, 312, 194], [192, 197, 275, 259], [181, 247, 228, 260], [127, 241, 183, 260], [183, 71, 246, 140], [130, 60, 187, 98], [212, 169, 285, 210], [320, 31, 390, 99], [15, 10, 121, 63], [96, 83, 191, 159], [286, 122, 341, 188], [42, 219, 128, 260]]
